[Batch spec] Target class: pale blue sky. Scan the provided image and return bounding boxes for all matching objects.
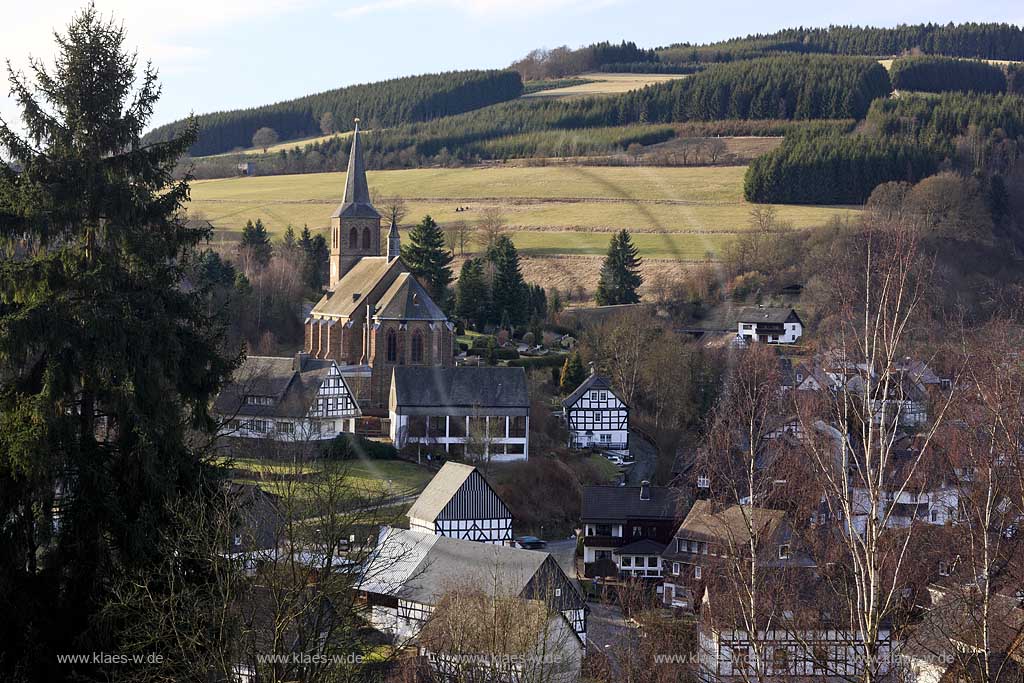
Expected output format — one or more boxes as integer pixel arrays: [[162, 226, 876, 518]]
[[2, 0, 1023, 129]]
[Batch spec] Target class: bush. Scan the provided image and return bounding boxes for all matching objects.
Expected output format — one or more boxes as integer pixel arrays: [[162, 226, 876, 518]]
[[508, 354, 567, 369], [323, 433, 397, 460]]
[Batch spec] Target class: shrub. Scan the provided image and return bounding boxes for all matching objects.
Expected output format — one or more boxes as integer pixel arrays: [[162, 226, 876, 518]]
[[323, 433, 397, 460]]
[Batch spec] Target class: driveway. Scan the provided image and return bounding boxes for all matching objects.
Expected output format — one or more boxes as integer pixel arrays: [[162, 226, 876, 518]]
[[586, 601, 637, 654], [624, 429, 658, 485]]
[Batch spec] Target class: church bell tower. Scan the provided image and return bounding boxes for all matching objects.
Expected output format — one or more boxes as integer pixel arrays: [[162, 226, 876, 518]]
[[329, 118, 381, 289]]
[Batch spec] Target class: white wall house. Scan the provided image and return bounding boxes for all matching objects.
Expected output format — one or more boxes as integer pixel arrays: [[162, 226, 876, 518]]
[[214, 353, 360, 441], [407, 462, 514, 545], [737, 307, 803, 345], [562, 373, 629, 453], [389, 367, 530, 462]]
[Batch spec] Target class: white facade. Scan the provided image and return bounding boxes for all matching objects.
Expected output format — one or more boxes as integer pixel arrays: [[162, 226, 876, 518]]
[[737, 319, 803, 344], [390, 413, 529, 462], [564, 385, 629, 452], [581, 523, 623, 564], [223, 363, 359, 441], [409, 516, 514, 545]]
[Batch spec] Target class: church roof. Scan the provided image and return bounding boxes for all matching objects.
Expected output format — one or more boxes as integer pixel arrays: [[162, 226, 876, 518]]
[[331, 122, 380, 219], [310, 256, 402, 318], [375, 272, 447, 321]]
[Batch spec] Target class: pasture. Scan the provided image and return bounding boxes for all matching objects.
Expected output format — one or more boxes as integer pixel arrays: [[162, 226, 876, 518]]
[[189, 164, 857, 264], [521, 72, 687, 98]]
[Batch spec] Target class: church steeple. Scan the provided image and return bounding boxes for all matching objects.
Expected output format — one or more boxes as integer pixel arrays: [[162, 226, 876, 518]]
[[332, 119, 379, 220], [387, 217, 401, 262], [328, 118, 383, 290]]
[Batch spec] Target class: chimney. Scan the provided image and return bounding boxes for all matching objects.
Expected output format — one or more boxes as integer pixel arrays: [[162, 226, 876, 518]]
[[293, 351, 309, 372], [639, 481, 650, 501], [352, 292, 361, 302]]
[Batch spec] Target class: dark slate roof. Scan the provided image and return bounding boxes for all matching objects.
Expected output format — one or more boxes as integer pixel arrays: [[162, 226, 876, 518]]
[[332, 122, 380, 219], [391, 367, 529, 416], [613, 538, 666, 556], [213, 354, 357, 419], [310, 256, 402, 318], [737, 307, 801, 325], [375, 272, 447, 321], [581, 485, 680, 523], [561, 373, 624, 408]]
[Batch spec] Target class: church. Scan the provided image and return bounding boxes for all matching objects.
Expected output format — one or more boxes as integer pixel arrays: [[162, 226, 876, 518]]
[[304, 121, 454, 414]]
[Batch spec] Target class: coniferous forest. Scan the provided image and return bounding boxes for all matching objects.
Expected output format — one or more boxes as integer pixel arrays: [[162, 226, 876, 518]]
[[890, 55, 1008, 94]]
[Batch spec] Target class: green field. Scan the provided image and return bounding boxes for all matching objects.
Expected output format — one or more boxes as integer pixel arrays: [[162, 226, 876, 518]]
[[225, 457, 435, 502], [189, 165, 858, 262]]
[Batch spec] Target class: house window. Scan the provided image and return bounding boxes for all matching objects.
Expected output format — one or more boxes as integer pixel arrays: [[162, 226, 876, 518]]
[[939, 561, 950, 577], [600, 433, 612, 444], [599, 391, 607, 401], [930, 509, 939, 523], [694, 565, 702, 579], [647, 556, 659, 568], [233, 534, 242, 547], [348, 227, 358, 249], [361, 227, 371, 250], [672, 562, 680, 575], [697, 475, 710, 489], [245, 395, 273, 406], [621, 556, 632, 567], [509, 416, 527, 438], [632, 526, 642, 537], [385, 329, 397, 362], [778, 544, 791, 560], [411, 332, 424, 364], [594, 411, 603, 422], [594, 524, 612, 536], [278, 421, 294, 435], [773, 648, 790, 673], [554, 588, 561, 597]]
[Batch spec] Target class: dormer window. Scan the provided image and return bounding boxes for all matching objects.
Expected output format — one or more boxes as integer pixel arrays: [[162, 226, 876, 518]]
[[412, 292, 420, 306], [245, 395, 273, 406], [778, 544, 791, 560]]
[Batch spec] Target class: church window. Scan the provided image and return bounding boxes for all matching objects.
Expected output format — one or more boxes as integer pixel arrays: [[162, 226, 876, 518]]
[[385, 329, 397, 362], [411, 332, 424, 364], [362, 227, 371, 250], [348, 227, 358, 249]]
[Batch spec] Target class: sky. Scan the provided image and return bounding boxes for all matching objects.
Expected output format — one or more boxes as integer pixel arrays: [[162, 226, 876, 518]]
[[2, 0, 1024, 131]]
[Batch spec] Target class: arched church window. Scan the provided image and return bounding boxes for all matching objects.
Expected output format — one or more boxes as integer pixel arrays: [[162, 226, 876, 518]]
[[362, 227, 371, 250], [385, 329, 397, 363], [411, 332, 424, 364], [348, 227, 358, 249]]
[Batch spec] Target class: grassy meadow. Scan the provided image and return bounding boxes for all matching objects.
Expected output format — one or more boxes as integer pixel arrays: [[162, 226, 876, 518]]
[[189, 165, 857, 263], [521, 72, 688, 98]]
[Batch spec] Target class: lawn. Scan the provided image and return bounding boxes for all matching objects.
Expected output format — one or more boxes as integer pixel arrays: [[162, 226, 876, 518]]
[[521, 72, 688, 98], [205, 131, 352, 158], [189, 165, 858, 262]]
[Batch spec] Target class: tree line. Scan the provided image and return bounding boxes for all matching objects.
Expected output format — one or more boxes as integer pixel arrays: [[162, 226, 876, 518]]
[[745, 91, 1024, 204], [890, 55, 1008, 94], [658, 22, 1024, 63], [510, 40, 657, 80], [143, 69, 524, 156]]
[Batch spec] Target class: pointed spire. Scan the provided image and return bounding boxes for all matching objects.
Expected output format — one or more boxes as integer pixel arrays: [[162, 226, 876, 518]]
[[387, 217, 401, 262], [332, 118, 380, 219]]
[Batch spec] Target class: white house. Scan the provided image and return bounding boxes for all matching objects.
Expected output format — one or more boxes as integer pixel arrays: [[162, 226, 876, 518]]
[[389, 366, 530, 462], [213, 352, 360, 441], [737, 307, 803, 344], [562, 372, 629, 453], [407, 462, 514, 545], [581, 482, 679, 579]]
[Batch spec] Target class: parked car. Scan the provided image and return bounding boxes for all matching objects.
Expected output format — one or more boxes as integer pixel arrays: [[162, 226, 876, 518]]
[[516, 536, 547, 550]]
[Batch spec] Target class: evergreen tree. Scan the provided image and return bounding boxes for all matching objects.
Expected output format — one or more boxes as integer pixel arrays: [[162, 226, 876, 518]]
[[0, 8, 236, 677], [560, 351, 588, 393], [401, 214, 453, 302], [279, 224, 297, 252], [486, 235, 529, 329], [455, 258, 490, 330], [596, 229, 643, 305], [240, 218, 272, 268]]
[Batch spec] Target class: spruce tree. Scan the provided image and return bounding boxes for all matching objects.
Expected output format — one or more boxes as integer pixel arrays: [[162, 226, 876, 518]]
[[401, 214, 453, 301], [0, 7, 236, 677], [595, 229, 643, 306], [455, 258, 490, 330], [486, 235, 529, 329], [560, 351, 588, 393], [240, 218, 272, 267]]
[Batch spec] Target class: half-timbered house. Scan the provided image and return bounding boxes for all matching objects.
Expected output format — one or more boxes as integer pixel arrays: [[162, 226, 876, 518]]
[[562, 372, 629, 453], [213, 352, 360, 440], [407, 462, 513, 545]]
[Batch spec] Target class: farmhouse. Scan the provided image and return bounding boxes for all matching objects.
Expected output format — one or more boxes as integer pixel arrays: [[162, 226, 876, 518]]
[[213, 352, 360, 440], [389, 366, 530, 462], [581, 482, 681, 579], [407, 462, 514, 545], [303, 122, 454, 413], [736, 307, 803, 344], [562, 372, 629, 453], [358, 527, 587, 678]]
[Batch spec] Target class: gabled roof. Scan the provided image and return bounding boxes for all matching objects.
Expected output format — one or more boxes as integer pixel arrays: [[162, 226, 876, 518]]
[[375, 272, 446, 321], [407, 462, 509, 523], [581, 485, 680, 523], [561, 373, 624, 408], [614, 538, 666, 556], [310, 256, 402, 318], [331, 122, 379, 219], [671, 499, 785, 546], [359, 527, 561, 605], [738, 307, 801, 326], [391, 367, 529, 416], [213, 354, 356, 419]]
